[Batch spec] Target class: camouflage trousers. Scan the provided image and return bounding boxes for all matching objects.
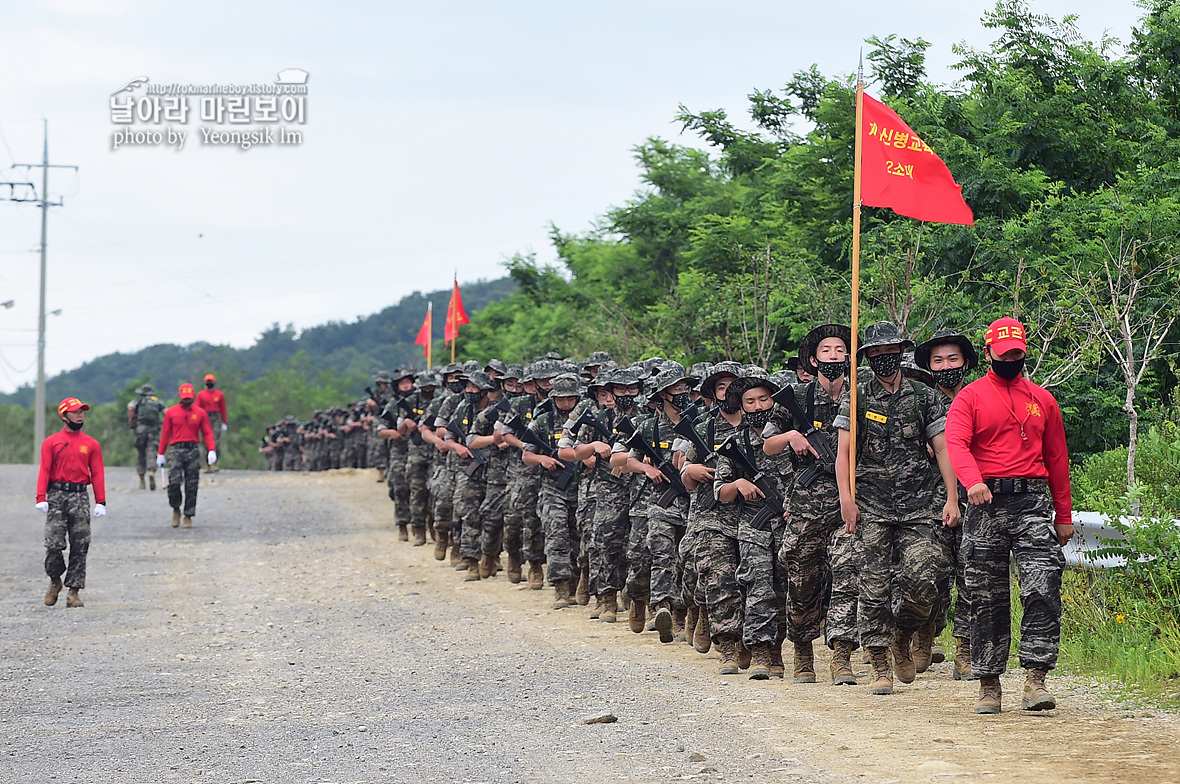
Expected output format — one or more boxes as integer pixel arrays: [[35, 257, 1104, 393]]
[[386, 441, 410, 525], [327, 439, 342, 470], [505, 468, 543, 564], [454, 471, 487, 560], [479, 481, 509, 559], [588, 477, 629, 596], [782, 478, 860, 646], [167, 443, 202, 517], [44, 487, 91, 589], [368, 429, 388, 472], [207, 412, 223, 462], [858, 515, 944, 649], [134, 427, 160, 477], [575, 472, 595, 577], [647, 495, 688, 609], [933, 513, 971, 640], [407, 450, 432, 528], [963, 488, 1063, 676], [540, 478, 579, 584], [700, 528, 742, 640], [679, 524, 706, 609], [625, 511, 651, 602], [738, 524, 787, 648], [282, 446, 301, 472], [430, 458, 458, 534]]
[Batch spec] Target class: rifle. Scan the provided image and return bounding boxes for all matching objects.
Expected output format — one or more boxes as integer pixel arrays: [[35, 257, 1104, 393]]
[[484, 395, 511, 424], [671, 409, 719, 511], [570, 408, 615, 445], [771, 385, 837, 488], [716, 433, 783, 531], [615, 416, 688, 509], [395, 395, 419, 424], [507, 414, 577, 490], [445, 418, 488, 478]]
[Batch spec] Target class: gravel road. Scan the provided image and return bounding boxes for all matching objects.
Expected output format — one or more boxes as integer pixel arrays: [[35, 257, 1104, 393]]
[[1, 464, 1177, 784]]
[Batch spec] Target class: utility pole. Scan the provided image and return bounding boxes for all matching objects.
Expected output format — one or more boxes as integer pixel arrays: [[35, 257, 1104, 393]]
[[9, 120, 78, 462]]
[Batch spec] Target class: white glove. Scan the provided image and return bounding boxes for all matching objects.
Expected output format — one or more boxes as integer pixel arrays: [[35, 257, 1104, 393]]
[[93, 503, 106, 518], [221, 423, 228, 432], [156, 454, 166, 468], [35, 501, 49, 513], [208, 450, 218, 465]]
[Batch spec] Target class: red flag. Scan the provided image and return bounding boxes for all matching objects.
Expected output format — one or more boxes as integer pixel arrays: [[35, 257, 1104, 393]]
[[413, 302, 432, 366], [444, 280, 469, 344], [860, 93, 974, 225]]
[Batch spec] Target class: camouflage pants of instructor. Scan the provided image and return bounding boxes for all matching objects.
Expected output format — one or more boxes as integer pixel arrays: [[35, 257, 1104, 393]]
[[167, 443, 202, 517], [505, 469, 543, 564], [134, 427, 160, 477], [45, 487, 91, 589], [588, 477, 629, 596], [455, 472, 488, 560], [963, 487, 1063, 676], [933, 515, 971, 640], [208, 412, 223, 459], [647, 496, 687, 609], [540, 479, 579, 585], [700, 529, 742, 640], [857, 516, 944, 649]]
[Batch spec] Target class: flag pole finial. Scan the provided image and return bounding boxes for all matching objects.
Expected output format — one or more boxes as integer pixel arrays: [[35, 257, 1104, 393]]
[[858, 47, 864, 87]]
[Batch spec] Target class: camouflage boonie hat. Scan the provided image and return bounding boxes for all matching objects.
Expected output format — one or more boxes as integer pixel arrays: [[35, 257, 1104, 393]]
[[549, 373, 582, 398], [485, 358, 508, 376], [441, 362, 463, 376], [902, 354, 936, 388], [415, 371, 438, 389], [642, 357, 665, 375], [585, 350, 613, 367], [727, 368, 780, 401], [558, 361, 580, 376], [503, 363, 525, 381], [461, 360, 482, 376], [371, 371, 392, 383], [587, 361, 619, 390], [391, 366, 416, 383], [699, 360, 744, 399], [770, 369, 798, 388], [466, 369, 497, 391], [539, 351, 564, 362], [914, 329, 979, 371], [653, 367, 689, 394], [605, 367, 642, 388], [857, 320, 913, 360], [688, 362, 712, 384], [530, 359, 560, 380], [136, 384, 155, 395]]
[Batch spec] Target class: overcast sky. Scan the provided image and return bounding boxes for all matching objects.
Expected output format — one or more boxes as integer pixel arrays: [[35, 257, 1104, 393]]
[[0, 0, 1146, 392]]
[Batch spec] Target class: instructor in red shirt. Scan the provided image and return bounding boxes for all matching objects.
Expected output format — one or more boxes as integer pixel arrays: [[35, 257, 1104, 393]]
[[195, 373, 228, 471], [35, 397, 106, 608], [159, 382, 216, 528], [945, 317, 1072, 716]]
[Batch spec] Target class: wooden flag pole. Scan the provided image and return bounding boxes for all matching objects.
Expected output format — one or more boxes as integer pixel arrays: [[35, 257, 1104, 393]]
[[849, 60, 865, 502]]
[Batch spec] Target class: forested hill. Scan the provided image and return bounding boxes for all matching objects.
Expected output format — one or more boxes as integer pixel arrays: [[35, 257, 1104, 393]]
[[0, 277, 516, 407]]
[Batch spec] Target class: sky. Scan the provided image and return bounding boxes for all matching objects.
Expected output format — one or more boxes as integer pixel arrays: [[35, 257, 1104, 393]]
[[0, 0, 1147, 393]]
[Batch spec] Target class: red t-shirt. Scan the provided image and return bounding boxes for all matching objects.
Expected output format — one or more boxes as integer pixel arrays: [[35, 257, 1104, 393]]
[[194, 388, 227, 423], [945, 370, 1072, 524], [36, 428, 106, 504], [159, 403, 216, 453]]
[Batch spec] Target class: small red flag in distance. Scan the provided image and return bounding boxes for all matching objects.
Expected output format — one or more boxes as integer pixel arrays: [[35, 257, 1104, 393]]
[[444, 280, 470, 344]]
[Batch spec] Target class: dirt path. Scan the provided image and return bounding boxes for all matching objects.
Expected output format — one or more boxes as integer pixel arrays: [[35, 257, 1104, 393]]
[[1, 465, 1176, 783]]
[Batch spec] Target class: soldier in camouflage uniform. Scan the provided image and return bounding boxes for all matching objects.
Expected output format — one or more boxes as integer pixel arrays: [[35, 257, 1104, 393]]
[[945, 317, 1073, 714], [126, 384, 166, 490], [506, 360, 561, 587], [367, 371, 394, 476], [380, 368, 417, 541], [423, 364, 467, 561], [399, 371, 438, 547], [325, 409, 344, 469], [764, 324, 861, 685], [496, 364, 539, 584], [471, 371, 513, 578], [834, 321, 959, 695], [521, 373, 582, 608], [282, 415, 304, 472], [445, 370, 496, 581]]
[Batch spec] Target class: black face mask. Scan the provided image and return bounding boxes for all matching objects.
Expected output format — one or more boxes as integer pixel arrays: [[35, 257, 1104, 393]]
[[66, 420, 84, 431], [463, 391, 482, 405], [718, 394, 742, 415], [420, 389, 435, 400], [991, 357, 1025, 381], [447, 381, 465, 394], [613, 394, 636, 410], [815, 359, 847, 381], [932, 366, 967, 389], [745, 408, 772, 430], [868, 352, 902, 378], [668, 392, 692, 411], [205, 382, 215, 389]]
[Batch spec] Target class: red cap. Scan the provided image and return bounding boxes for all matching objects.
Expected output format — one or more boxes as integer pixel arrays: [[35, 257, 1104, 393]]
[[57, 397, 89, 416], [204, 373, 216, 383], [984, 317, 1027, 355], [178, 383, 195, 399]]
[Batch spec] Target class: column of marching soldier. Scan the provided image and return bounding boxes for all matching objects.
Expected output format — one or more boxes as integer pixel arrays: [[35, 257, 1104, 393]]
[[257, 316, 1073, 716]]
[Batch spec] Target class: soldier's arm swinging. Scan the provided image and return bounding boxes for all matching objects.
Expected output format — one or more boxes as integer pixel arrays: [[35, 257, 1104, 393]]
[[930, 432, 961, 528], [836, 428, 860, 534]]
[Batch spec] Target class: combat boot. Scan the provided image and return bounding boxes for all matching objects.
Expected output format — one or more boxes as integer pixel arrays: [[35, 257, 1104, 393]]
[[600, 591, 618, 623], [628, 597, 647, 634], [575, 567, 590, 606], [717, 636, 740, 675], [182, 515, 193, 529], [952, 637, 975, 681], [769, 639, 785, 679], [464, 558, 481, 582], [412, 526, 428, 547], [65, 588, 83, 608], [433, 528, 450, 561], [672, 607, 688, 642], [693, 608, 712, 654], [506, 552, 523, 584], [748, 642, 771, 680], [912, 621, 936, 673], [589, 595, 603, 620], [892, 629, 917, 684], [831, 640, 857, 686], [868, 646, 894, 695], [652, 602, 674, 643], [931, 641, 946, 664], [736, 640, 752, 670], [552, 579, 576, 610], [479, 555, 495, 579], [1022, 668, 1056, 711], [685, 606, 699, 646], [397, 524, 409, 542], [138, 475, 146, 490], [792, 641, 817, 684], [148, 469, 156, 490], [975, 675, 1002, 714], [449, 540, 462, 568], [44, 577, 62, 606], [171, 508, 181, 528], [528, 561, 544, 590]]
